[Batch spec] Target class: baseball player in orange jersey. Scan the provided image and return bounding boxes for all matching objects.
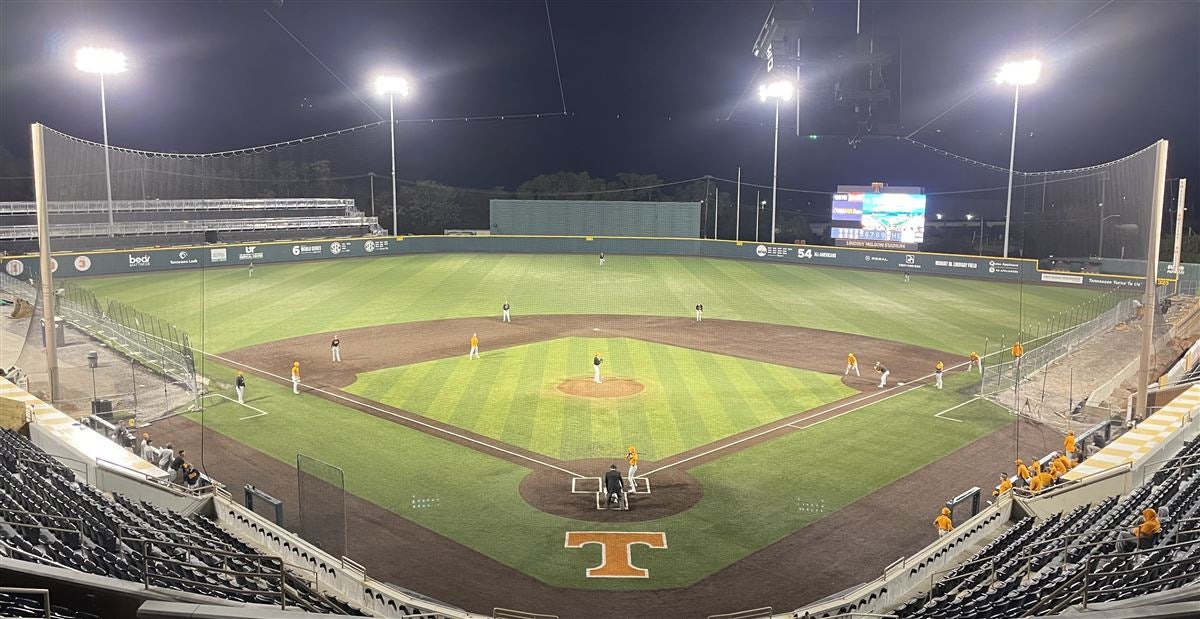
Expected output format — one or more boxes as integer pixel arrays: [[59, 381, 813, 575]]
[[626, 446, 639, 492], [845, 352, 859, 376], [469, 333, 480, 359], [935, 361, 944, 389], [290, 362, 300, 394], [968, 351, 981, 373]]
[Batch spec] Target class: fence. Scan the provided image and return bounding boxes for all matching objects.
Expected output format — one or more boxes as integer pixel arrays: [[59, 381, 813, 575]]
[[57, 281, 197, 396], [978, 285, 1168, 406], [297, 453, 347, 561], [1, 216, 376, 240]]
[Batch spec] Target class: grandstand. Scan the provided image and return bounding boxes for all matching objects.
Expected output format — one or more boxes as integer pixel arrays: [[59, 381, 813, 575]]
[[0, 198, 384, 253]]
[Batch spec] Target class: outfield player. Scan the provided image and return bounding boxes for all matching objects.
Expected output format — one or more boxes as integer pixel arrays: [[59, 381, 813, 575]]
[[967, 351, 981, 373], [626, 446, 639, 492], [599, 251, 605, 266], [469, 333, 480, 359], [248, 263, 254, 278], [502, 302, 511, 323], [593, 353, 603, 383], [934, 361, 944, 390], [695, 303, 703, 322], [291, 362, 300, 394], [331, 335, 342, 362], [235, 371, 246, 404], [904, 272, 911, 284], [874, 361, 890, 388], [845, 352, 859, 376]]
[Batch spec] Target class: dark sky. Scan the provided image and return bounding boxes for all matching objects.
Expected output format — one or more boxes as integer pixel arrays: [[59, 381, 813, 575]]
[[1, 0, 1197, 209]]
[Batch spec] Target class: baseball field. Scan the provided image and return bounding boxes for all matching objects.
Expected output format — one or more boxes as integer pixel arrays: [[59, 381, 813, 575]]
[[74, 252, 1117, 614]]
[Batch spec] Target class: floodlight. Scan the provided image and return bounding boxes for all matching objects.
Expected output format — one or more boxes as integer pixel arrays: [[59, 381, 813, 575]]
[[75, 47, 127, 75], [994, 59, 1041, 86], [757, 80, 794, 102], [374, 76, 410, 97], [966, 214, 975, 221]]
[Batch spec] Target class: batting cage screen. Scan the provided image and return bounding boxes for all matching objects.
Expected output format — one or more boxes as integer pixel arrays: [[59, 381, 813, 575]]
[[296, 453, 347, 561]]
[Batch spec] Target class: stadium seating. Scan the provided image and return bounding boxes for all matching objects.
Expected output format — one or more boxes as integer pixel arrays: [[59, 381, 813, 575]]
[[0, 199, 383, 253], [888, 436, 1200, 618], [0, 589, 100, 619], [0, 429, 367, 615]]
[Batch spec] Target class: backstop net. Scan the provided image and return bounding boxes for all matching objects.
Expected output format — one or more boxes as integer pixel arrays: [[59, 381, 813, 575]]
[[296, 453, 347, 560]]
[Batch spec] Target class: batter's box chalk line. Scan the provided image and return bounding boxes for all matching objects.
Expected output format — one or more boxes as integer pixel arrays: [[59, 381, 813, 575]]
[[570, 477, 651, 494]]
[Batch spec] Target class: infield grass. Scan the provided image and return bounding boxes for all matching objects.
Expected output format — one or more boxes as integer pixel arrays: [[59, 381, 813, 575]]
[[76, 253, 1117, 354], [343, 337, 855, 460]]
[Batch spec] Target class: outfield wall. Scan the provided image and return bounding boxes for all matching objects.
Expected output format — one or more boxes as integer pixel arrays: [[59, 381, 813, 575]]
[[0, 235, 1158, 290]]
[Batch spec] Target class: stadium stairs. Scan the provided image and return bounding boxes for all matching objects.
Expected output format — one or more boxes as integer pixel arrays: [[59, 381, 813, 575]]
[[790, 386, 1200, 619]]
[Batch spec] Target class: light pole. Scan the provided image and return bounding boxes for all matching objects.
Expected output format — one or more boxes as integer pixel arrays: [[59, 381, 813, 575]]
[[759, 80, 794, 244], [1099, 213, 1120, 258], [995, 59, 1041, 258], [374, 75, 410, 235], [75, 47, 127, 237]]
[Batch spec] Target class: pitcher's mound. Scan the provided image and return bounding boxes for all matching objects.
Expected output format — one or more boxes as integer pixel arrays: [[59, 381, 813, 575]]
[[557, 378, 644, 399]]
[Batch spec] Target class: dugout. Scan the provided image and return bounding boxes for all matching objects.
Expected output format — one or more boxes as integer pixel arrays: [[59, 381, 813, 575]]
[[489, 200, 700, 238]]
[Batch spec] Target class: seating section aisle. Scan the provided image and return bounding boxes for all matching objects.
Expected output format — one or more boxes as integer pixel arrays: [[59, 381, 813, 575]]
[[890, 437, 1200, 618], [0, 429, 371, 615]]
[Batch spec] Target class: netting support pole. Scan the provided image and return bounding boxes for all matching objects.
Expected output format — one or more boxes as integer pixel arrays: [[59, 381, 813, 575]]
[[735, 167, 742, 242], [1002, 85, 1021, 259], [31, 123, 59, 402], [1135, 140, 1170, 422], [388, 93, 398, 236], [100, 74, 115, 237], [1172, 178, 1188, 285]]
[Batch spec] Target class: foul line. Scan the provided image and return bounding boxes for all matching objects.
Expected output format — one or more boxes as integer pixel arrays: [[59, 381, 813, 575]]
[[931, 395, 979, 419], [203, 393, 271, 420], [198, 353, 585, 479]]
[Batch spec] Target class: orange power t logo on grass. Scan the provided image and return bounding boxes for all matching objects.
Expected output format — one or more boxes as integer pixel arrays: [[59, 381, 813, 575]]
[[564, 531, 667, 578]]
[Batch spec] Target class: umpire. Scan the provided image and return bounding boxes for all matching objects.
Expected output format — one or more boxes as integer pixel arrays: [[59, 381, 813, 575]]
[[604, 464, 625, 508]]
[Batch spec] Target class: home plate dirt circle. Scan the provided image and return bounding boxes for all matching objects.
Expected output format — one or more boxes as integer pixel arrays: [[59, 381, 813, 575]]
[[556, 377, 645, 398], [519, 458, 703, 522]]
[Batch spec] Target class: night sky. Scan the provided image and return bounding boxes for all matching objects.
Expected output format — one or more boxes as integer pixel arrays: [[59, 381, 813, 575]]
[[1, 0, 1197, 212]]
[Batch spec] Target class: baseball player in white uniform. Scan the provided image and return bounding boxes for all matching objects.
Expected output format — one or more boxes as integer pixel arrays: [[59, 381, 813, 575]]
[[502, 302, 511, 323], [695, 303, 703, 322], [331, 335, 342, 362], [593, 353, 603, 383], [874, 362, 890, 388]]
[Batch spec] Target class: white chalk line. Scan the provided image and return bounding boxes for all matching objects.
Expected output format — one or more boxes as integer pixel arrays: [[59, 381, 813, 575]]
[[202, 393, 271, 420], [933, 397, 983, 423], [197, 353, 586, 479]]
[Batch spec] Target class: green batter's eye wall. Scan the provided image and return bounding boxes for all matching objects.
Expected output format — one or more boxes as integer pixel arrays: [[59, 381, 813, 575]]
[[0, 235, 1163, 291], [488, 200, 702, 238]]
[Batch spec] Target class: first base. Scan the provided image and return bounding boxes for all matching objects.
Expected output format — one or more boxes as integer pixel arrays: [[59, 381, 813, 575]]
[[898, 382, 906, 386], [593, 328, 600, 331]]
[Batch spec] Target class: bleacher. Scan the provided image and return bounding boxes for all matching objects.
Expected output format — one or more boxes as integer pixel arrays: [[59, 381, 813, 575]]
[[888, 436, 1200, 618], [0, 198, 384, 253], [0, 429, 368, 615]]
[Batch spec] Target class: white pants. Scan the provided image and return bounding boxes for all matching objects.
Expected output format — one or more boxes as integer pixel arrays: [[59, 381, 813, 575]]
[[627, 465, 638, 491], [969, 360, 981, 373], [236, 385, 244, 404], [846, 363, 859, 376], [600, 258, 605, 266], [593, 365, 601, 383], [470, 345, 479, 359], [292, 376, 300, 394], [331, 346, 341, 362], [503, 309, 510, 322], [878, 371, 890, 387], [695, 310, 702, 321], [935, 372, 943, 389], [938, 529, 948, 537]]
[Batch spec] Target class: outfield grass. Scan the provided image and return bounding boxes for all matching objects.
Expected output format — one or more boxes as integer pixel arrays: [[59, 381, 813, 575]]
[[343, 337, 855, 460], [76, 253, 1112, 354], [191, 367, 1010, 589]]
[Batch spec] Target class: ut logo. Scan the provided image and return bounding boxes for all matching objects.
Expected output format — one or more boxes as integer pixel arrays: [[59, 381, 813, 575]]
[[564, 532, 667, 578]]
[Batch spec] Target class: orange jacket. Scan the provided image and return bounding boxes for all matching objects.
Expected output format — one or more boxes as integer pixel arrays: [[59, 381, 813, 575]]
[[1132, 509, 1160, 538]]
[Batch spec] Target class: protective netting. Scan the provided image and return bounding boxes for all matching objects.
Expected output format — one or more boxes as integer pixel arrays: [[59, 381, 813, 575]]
[[296, 453, 346, 560]]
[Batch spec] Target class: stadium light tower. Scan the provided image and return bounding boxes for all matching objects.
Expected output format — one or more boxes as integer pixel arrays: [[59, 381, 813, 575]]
[[759, 79, 794, 244], [995, 59, 1041, 258], [374, 75, 410, 235], [75, 47, 127, 237]]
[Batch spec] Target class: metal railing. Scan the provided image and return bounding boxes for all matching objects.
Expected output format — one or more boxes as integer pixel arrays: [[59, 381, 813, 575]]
[[0, 587, 52, 619], [0, 215, 377, 240], [705, 607, 772, 619], [0, 198, 353, 215], [125, 534, 288, 610]]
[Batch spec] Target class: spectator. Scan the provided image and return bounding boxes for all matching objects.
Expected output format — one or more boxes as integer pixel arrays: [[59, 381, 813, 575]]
[[1015, 458, 1030, 481], [934, 507, 953, 537], [182, 463, 201, 488], [138, 432, 150, 455], [140, 438, 159, 463], [157, 443, 174, 471], [169, 449, 185, 483], [1131, 508, 1161, 549], [993, 474, 1013, 497]]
